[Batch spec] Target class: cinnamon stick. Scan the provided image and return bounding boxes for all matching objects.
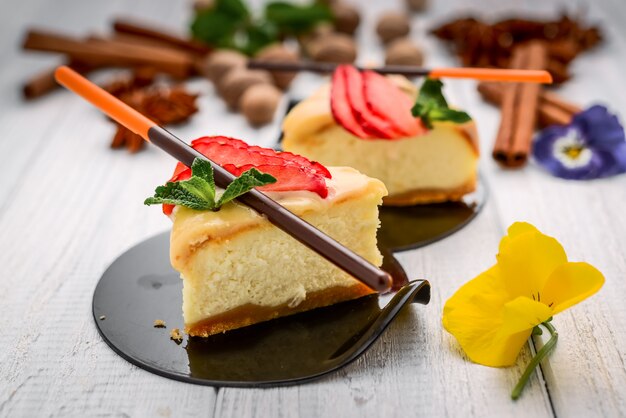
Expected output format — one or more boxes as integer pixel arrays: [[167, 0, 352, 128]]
[[113, 18, 211, 56], [23, 30, 196, 78], [23, 61, 96, 99], [492, 42, 547, 167], [478, 82, 581, 127]]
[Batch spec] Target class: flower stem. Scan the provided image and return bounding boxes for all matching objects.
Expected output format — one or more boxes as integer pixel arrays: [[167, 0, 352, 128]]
[[511, 321, 558, 400]]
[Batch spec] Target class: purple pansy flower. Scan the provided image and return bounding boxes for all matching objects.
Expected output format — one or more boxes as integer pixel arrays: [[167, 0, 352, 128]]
[[532, 105, 626, 180]]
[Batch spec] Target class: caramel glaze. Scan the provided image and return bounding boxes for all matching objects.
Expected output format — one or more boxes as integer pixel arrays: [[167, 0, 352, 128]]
[[186, 283, 375, 337]]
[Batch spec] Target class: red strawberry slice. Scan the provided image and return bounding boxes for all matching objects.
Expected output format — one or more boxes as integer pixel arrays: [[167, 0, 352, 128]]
[[343, 65, 404, 139], [162, 136, 330, 215], [191, 136, 331, 178], [331, 65, 371, 139], [224, 164, 328, 197], [362, 70, 427, 137]]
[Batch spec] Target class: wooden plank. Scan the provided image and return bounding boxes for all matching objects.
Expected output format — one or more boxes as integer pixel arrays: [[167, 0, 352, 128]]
[[0, 0, 219, 416], [455, 0, 626, 416]]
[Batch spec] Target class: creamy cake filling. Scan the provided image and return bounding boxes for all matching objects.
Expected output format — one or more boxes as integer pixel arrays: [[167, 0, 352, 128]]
[[168, 167, 387, 330]]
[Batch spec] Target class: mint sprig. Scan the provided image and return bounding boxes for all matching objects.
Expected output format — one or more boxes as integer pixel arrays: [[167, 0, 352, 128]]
[[190, 0, 332, 56], [144, 158, 276, 211], [411, 78, 472, 129]]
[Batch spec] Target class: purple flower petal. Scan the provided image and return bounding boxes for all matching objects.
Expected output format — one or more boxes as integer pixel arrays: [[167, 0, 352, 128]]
[[532, 105, 626, 180], [572, 105, 626, 150]]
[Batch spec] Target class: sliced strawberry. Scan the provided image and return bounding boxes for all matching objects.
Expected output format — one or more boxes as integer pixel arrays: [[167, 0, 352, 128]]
[[224, 164, 328, 198], [330, 65, 371, 139], [191, 136, 331, 178], [247, 147, 332, 178], [191, 136, 248, 148], [161, 136, 330, 214], [192, 141, 287, 168], [362, 70, 427, 137], [343, 65, 404, 139]]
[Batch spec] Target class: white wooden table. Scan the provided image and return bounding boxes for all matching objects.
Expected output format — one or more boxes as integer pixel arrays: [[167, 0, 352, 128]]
[[2, 0, 625, 416]]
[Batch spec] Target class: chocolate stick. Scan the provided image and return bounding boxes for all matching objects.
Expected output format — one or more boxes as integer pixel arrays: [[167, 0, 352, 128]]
[[54, 66, 392, 292], [113, 18, 211, 56], [248, 60, 553, 83]]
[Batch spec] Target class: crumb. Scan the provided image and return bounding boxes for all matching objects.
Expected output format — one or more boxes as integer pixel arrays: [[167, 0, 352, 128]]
[[153, 319, 166, 328], [170, 328, 183, 344], [99, 315, 106, 320]]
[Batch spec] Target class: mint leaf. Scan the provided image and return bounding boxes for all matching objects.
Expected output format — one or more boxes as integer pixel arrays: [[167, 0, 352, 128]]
[[214, 0, 249, 20], [265, 2, 333, 35], [144, 181, 214, 210], [190, 159, 215, 190], [178, 177, 216, 209], [216, 168, 276, 207], [411, 78, 471, 129], [145, 159, 276, 212], [427, 108, 472, 125]]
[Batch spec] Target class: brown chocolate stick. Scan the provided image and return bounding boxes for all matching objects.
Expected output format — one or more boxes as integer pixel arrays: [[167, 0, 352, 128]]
[[113, 18, 211, 56], [23, 30, 195, 78], [55, 65, 392, 292]]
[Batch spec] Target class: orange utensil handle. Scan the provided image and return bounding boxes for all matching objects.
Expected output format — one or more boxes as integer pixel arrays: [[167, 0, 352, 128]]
[[54, 66, 156, 140], [428, 68, 553, 84]]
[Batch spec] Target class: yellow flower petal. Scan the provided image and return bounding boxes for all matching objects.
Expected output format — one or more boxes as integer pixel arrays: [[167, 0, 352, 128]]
[[541, 262, 605, 315], [498, 222, 539, 254], [500, 296, 553, 335], [497, 228, 567, 299], [443, 267, 552, 367]]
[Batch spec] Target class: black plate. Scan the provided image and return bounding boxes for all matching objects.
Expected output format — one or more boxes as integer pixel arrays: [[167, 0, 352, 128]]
[[378, 179, 486, 252], [93, 232, 430, 387]]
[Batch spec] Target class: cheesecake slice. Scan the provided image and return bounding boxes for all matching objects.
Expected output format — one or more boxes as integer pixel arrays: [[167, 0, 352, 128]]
[[282, 67, 479, 206], [152, 137, 387, 337]]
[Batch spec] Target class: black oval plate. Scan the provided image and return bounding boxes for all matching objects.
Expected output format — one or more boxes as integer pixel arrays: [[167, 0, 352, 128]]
[[378, 178, 487, 252], [93, 232, 430, 387]]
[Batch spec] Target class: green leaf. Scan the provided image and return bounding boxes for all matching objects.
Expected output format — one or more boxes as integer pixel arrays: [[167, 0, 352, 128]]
[[190, 10, 238, 45], [411, 78, 472, 129], [216, 168, 276, 207], [190, 159, 215, 188], [215, 0, 249, 20], [241, 22, 278, 55], [145, 159, 276, 212], [144, 181, 213, 210], [265, 2, 333, 35], [179, 177, 216, 209]]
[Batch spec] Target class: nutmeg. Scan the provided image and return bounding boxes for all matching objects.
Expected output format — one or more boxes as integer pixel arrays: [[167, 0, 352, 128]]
[[199, 49, 247, 84], [308, 33, 357, 63], [240, 84, 282, 126], [218, 68, 272, 110], [385, 38, 424, 66], [331, 2, 360, 35], [405, 0, 427, 12], [376, 12, 411, 43], [299, 23, 335, 56], [255, 44, 299, 90]]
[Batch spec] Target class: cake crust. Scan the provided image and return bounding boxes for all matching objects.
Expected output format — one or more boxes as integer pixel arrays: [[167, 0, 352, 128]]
[[382, 177, 477, 206], [186, 283, 374, 336]]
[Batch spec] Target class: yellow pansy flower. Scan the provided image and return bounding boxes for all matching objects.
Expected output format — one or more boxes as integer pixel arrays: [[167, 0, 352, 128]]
[[442, 222, 604, 398]]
